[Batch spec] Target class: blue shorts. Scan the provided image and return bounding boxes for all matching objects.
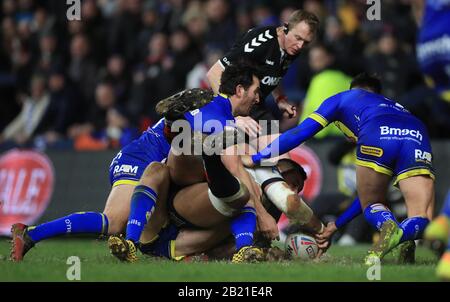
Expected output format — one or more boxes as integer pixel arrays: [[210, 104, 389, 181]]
[[109, 140, 167, 187], [138, 223, 181, 260], [356, 114, 434, 185]]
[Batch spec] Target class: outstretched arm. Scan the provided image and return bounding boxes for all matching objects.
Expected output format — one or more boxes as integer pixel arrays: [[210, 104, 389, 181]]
[[251, 116, 325, 164]]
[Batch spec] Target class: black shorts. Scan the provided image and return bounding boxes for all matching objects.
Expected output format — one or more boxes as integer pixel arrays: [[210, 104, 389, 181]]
[[166, 182, 207, 230]]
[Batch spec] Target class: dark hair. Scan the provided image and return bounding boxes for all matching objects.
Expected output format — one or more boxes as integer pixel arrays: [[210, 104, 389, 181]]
[[277, 158, 307, 181], [350, 72, 382, 94], [219, 61, 259, 96], [311, 42, 335, 56]]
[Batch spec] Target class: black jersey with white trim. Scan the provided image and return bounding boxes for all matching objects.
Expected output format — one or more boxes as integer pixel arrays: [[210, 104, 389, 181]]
[[219, 26, 298, 102]]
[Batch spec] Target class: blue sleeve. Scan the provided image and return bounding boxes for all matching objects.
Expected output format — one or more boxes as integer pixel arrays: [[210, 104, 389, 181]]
[[335, 197, 362, 229], [310, 93, 341, 125], [252, 94, 341, 164], [252, 117, 324, 163]]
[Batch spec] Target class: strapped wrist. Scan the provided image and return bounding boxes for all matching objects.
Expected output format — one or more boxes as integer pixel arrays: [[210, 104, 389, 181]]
[[275, 95, 287, 103]]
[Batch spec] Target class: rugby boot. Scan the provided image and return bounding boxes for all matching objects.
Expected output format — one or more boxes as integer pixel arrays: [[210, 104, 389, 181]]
[[108, 235, 138, 262], [232, 246, 265, 263], [156, 88, 214, 121], [424, 215, 449, 257], [10, 223, 35, 262], [391, 240, 416, 264], [365, 220, 403, 266], [436, 251, 450, 281]]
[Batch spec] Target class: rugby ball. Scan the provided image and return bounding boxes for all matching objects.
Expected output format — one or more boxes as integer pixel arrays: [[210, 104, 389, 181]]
[[285, 233, 319, 260]]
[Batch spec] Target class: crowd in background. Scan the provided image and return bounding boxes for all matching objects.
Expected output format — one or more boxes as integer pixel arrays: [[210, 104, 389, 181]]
[[0, 0, 449, 152]]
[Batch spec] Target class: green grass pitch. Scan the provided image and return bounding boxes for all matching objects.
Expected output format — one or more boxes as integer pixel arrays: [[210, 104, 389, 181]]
[[0, 238, 439, 282]]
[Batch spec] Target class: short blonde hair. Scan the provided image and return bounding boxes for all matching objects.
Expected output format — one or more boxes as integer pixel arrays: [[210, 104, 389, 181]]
[[287, 10, 320, 34]]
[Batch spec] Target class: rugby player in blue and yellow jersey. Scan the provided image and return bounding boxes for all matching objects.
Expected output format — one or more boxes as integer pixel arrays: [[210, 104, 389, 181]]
[[243, 73, 435, 265], [108, 62, 272, 263], [9, 90, 212, 262]]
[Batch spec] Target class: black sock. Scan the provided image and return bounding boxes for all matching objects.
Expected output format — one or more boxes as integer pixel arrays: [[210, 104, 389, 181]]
[[202, 153, 240, 198]]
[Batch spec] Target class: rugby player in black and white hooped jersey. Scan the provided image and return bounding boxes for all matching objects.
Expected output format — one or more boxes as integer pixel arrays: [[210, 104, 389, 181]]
[[207, 9, 319, 132], [206, 9, 320, 245]]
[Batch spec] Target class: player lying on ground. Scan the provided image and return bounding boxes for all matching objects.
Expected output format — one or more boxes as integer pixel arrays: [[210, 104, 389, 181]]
[[242, 73, 435, 265], [9, 89, 214, 262], [136, 158, 311, 262], [108, 62, 267, 262], [108, 62, 327, 262]]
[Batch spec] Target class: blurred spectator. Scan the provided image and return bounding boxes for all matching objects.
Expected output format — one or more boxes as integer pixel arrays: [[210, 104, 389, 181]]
[[68, 33, 97, 107], [161, 0, 186, 33], [12, 45, 34, 95], [131, 32, 172, 122], [324, 16, 364, 75], [81, 0, 108, 65], [99, 54, 131, 105], [137, 5, 162, 61], [251, 2, 278, 27], [186, 47, 223, 89], [0, 74, 49, 150], [296, 44, 351, 138], [36, 32, 64, 75], [366, 30, 422, 100], [69, 81, 137, 150], [182, 1, 209, 46], [32, 67, 80, 150], [169, 27, 202, 91], [204, 0, 237, 51], [108, 0, 142, 64]]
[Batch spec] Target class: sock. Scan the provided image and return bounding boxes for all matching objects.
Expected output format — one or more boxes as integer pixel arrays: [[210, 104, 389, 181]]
[[231, 207, 257, 250], [442, 191, 450, 218], [139, 224, 179, 259], [335, 197, 362, 229], [125, 185, 157, 243], [27, 212, 108, 243], [363, 203, 399, 231], [202, 153, 240, 198], [399, 216, 429, 242]]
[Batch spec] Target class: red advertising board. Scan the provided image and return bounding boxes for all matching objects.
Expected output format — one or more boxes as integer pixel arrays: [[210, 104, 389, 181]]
[[0, 149, 54, 236]]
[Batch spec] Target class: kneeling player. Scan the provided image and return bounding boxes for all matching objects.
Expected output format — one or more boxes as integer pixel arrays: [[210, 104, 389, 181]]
[[138, 158, 315, 262], [108, 62, 268, 262], [243, 73, 435, 265], [9, 89, 214, 262]]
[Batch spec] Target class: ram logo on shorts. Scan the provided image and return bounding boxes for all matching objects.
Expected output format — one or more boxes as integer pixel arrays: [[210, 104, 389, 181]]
[[415, 149, 432, 163], [113, 164, 139, 175]]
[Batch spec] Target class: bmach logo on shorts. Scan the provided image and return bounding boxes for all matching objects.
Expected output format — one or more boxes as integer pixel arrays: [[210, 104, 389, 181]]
[[113, 165, 139, 174], [415, 149, 432, 163], [379, 126, 423, 141]]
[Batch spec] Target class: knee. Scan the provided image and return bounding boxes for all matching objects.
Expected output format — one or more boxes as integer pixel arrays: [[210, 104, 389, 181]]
[[102, 211, 127, 235], [140, 162, 170, 188], [229, 183, 250, 209]]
